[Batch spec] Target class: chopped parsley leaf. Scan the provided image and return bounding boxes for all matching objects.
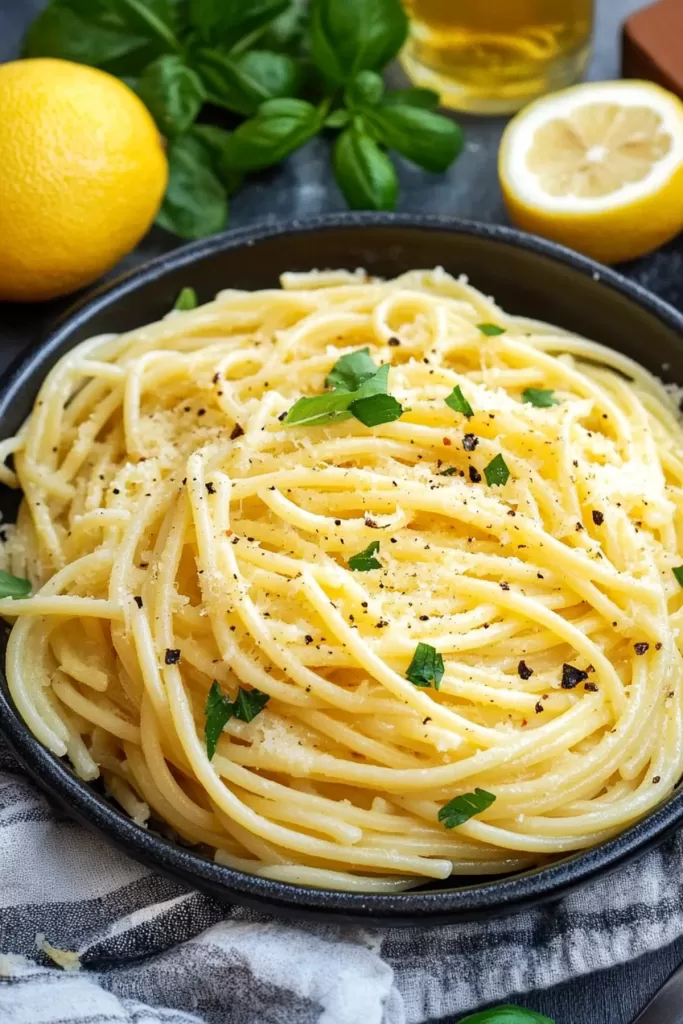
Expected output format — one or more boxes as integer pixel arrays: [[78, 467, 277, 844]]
[[325, 348, 377, 392], [173, 287, 198, 311], [406, 642, 444, 690], [439, 467, 458, 476], [350, 393, 403, 426], [522, 388, 558, 408], [477, 323, 505, 336], [285, 362, 402, 427], [484, 453, 510, 487], [204, 681, 270, 761], [673, 566, 683, 588], [0, 570, 31, 600], [438, 788, 496, 829], [348, 541, 381, 572], [445, 385, 473, 418]]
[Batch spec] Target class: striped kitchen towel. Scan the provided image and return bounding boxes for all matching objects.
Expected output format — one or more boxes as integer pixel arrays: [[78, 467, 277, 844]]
[[1, 746, 683, 1024]]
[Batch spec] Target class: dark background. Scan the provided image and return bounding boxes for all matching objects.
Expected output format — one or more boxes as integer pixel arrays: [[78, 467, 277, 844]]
[[2, 1, 683, 1021]]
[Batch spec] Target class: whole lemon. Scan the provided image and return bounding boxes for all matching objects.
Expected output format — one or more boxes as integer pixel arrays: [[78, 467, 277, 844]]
[[0, 58, 168, 302]]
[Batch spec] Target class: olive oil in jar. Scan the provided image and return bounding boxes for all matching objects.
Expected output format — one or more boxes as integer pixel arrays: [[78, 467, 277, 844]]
[[401, 0, 594, 114]]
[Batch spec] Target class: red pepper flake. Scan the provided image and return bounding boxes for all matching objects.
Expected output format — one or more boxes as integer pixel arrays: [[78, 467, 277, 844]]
[[443, 437, 452, 446], [225, 529, 233, 537], [521, 719, 528, 727], [634, 642, 649, 655]]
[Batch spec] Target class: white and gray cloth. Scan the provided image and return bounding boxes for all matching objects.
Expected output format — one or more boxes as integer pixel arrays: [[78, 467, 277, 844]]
[[1, 742, 683, 1024]]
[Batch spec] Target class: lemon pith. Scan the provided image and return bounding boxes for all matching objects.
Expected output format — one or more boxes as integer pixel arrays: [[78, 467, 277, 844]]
[[0, 58, 168, 302]]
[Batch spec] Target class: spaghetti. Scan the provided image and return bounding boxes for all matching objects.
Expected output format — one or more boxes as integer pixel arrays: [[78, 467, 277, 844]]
[[2, 267, 683, 892]]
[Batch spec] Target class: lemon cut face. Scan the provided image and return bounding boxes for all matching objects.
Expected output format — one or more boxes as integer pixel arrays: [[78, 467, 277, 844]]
[[499, 80, 683, 262], [526, 101, 673, 200]]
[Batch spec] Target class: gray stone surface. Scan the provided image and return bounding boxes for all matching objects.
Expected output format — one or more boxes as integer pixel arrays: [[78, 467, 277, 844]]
[[1, 2, 683, 1021]]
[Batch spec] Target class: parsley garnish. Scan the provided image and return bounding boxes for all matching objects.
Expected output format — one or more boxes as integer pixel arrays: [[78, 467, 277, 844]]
[[522, 388, 558, 408], [351, 393, 403, 426], [348, 541, 381, 572], [438, 789, 496, 829], [477, 323, 505, 336], [439, 467, 458, 476], [285, 356, 403, 428], [445, 385, 474, 418], [0, 570, 31, 600], [204, 680, 270, 761], [325, 348, 377, 392], [484, 454, 510, 487], [406, 642, 445, 690], [173, 287, 198, 311], [673, 566, 683, 588]]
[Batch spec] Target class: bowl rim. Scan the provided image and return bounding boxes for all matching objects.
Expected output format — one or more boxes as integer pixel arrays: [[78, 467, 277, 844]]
[[2, 211, 683, 924]]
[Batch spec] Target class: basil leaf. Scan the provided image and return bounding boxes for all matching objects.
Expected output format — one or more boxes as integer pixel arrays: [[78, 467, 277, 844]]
[[222, 98, 324, 172], [137, 55, 205, 136], [195, 48, 300, 117], [156, 134, 228, 239], [0, 570, 32, 600], [363, 104, 463, 172], [478, 323, 506, 336], [23, 0, 159, 75], [445, 385, 473, 418], [348, 541, 381, 572], [345, 70, 384, 108], [232, 687, 270, 723], [484, 454, 510, 487], [438, 788, 496, 829], [522, 388, 558, 408], [406, 642, 444, 690], [117, 0, 180, 51], [285, 363, 391, 427], [673, 566, 683, 587], [189, 125, 243, 193], [205, 680, 233, 761], [333, 125, 398, 211], [189, 0, 288, 48], [458, 1006, 554, 1023], [204, 681, 269, 760], [325, 108, 351, 129], [326, 348, 378, 392], [383, 87, 439, 109], [310, 0, 408, 85], [350, 393, 403, 426], [173, 286, 198, 310]]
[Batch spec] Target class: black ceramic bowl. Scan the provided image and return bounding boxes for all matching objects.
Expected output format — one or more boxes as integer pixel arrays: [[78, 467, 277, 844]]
[[2, 214, 683, 926]]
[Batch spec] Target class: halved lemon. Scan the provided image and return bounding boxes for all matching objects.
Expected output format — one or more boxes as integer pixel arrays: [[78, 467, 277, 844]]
[[499, 80, 683, 264]]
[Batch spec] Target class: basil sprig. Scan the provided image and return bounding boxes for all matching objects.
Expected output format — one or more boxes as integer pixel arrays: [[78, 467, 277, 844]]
[[204, 680, 270, 761], [23, 0, 464, 238], [173, 286, 198, 311], [285, 351, 403, 428], [348, 541, 381, 572], [522, 388, 558, 408]]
